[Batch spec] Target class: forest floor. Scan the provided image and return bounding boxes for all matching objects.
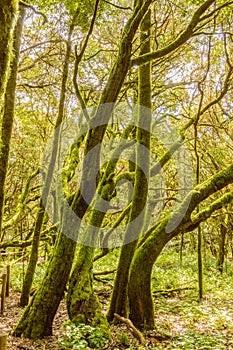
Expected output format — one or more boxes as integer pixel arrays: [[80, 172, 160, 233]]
[[1, 249, 233, 349], [0, 290, 66, 350], [1, 286, 233, 350]]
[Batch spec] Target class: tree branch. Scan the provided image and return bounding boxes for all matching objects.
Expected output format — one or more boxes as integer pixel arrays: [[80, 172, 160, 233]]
[[19, 1, 48, 25], [132, 0, 215, 66], [103, 0, 132, 11], [150, 118, 194, 177], [114, 313, 146, 344], [20, 40, 64, 54], [183, 190, 233, 233]]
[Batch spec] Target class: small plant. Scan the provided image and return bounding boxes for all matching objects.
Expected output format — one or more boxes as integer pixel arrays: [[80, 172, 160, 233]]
[[118, 332, 130, 345], [58, 321, 109, 349]]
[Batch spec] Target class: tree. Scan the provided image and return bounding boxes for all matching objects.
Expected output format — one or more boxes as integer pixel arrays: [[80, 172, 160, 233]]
[[0, 0, 19, 241], [19, 4, 80, 307], [127, 164, 233, 329], [14, 0, 153, 339], [7, 0, 233, 339]]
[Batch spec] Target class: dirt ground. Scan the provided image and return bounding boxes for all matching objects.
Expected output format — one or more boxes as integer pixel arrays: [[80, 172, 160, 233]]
[[0, 291, 67, 350], [0, 290, 152, 350]]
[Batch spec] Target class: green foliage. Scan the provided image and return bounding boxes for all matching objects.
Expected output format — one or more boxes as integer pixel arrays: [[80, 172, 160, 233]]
[[118, 332, 130, 345], [10, 264, 23, 292], [165, 331, 227, 349], [58, 321, 109, 349], [149, 246, 233, 349], [30, 0, 103, 30], [9, 258, 48, 292]]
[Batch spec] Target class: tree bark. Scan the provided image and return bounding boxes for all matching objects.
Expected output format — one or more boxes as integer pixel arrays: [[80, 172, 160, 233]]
[[13, 228, 78, 338], [217, 221, 227, 274], [0, 0, 18, 106], [66, 244, 110, 340], [128, 167, 233, 329], [0, 1, 20, 242], [108, 7, 152, 321], [128, 220, 170, 329], [66, 146, 126, 335]]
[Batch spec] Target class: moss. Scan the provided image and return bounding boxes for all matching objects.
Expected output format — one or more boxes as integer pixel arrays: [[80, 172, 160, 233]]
[[61, 136, 83, 196], [0, 0, 18, 104], [92, 296, 112, 340], [14, 231, 77, 339], [0, 3, 22, 243], [67, 244, 111, 341]]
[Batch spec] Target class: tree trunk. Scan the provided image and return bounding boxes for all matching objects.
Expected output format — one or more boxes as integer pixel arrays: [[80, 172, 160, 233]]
[[217, 222, 227, 274], [67, 166, 116, 338], [67, 245, 96, 323], [0, 2, 21, 242], [19, 9, 78, 307], [128, 164, 233, 329], [128, 220, 170, 329], [66, 245, 110, 339], [13, 227, 77, 338], [0, 0, 18, 105], [108, 8, 152, 321]]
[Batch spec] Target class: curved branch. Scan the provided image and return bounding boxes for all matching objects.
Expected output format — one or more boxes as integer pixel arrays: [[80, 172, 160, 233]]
[[19, 1, 48, 24], [132, 0, 215, 66], [183, 190, 233, 233], [103, 0, 132, 11], [186, 164, 233, 217]]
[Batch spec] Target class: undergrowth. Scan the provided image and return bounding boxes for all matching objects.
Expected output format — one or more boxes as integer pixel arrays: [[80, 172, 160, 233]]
[[8, 244, 233, 349]]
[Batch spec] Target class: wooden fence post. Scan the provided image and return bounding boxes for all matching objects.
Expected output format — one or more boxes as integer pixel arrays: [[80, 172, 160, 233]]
[[0, 272, 7, 314], [0, 333, 7, 350], [6, 265, 10, 297]]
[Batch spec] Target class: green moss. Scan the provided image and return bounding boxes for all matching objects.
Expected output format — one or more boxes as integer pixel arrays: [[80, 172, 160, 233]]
[[0, 0, 19, 103], [67, 243, 111, 341]]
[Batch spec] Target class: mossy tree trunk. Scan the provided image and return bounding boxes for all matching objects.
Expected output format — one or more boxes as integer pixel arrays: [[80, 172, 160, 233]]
[[0, 0, 19, 241], [108, 8, 152, 322], [13, 226, 78, 338], [128, 219, 171, 329], [19, 10, 79, 307], [128, 165, 233, 329], [66, 182, 115, 340], [66, 129, 134, 335], [0, 0, 18, 105], [14, 2, 153, 339], [108, 0, 196, 315], [217, 220, 227, 274]]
